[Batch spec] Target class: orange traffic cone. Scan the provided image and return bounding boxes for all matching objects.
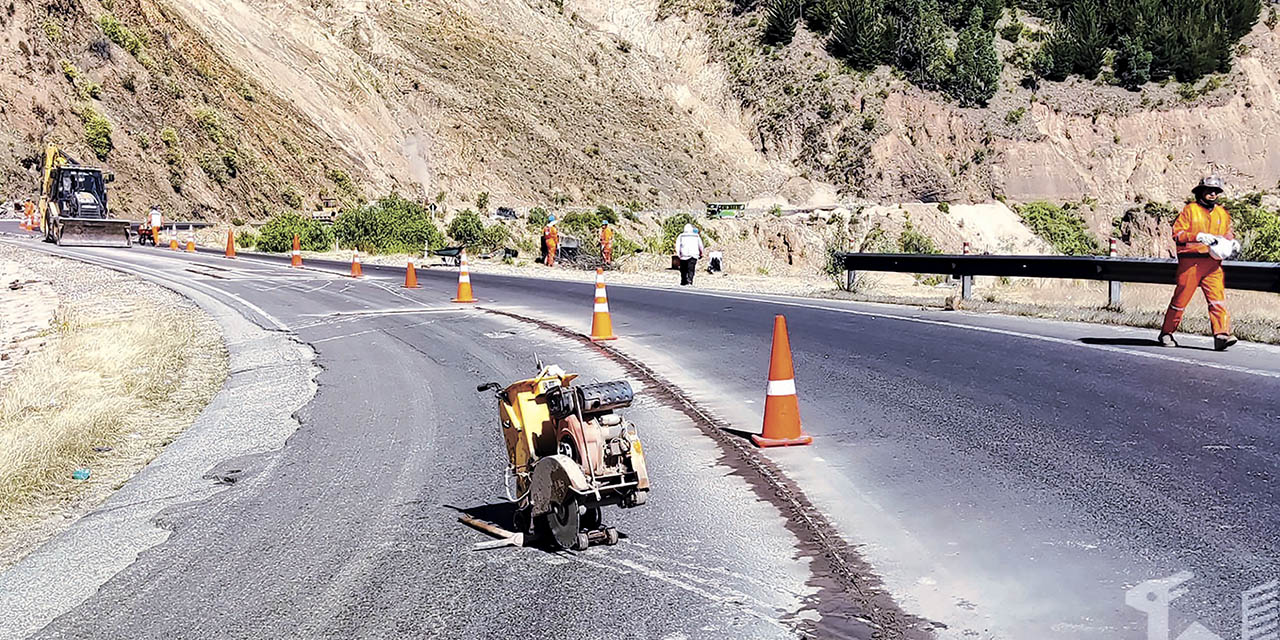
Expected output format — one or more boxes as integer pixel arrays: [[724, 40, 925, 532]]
[[350, 251, 363, 278], [225, 230, 236, 258], [404, 260, 420, 288], [169, 236, 179, 250], [452, 250, 477, 303], [589, 268, 616, 341], [752, 315, 811, 448], [290, 234, 302, 268], [185, 234, 196, 252]]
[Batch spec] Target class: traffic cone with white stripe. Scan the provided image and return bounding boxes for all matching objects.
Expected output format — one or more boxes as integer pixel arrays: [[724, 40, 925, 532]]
[[589, 268, 616, 341], [290, 234, 302, 267], [185, 233, 196, 253], [225, 230, 237, 258], [452, 250, 476, 303], [350, 251, 363, 278], [404, 260, 420, 288], [169, 236, 179, 250], [752, 315, 811, 448]]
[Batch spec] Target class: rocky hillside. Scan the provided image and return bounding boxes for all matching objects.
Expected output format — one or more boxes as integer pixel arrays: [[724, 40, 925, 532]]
[[1, 0, 1276, 247]]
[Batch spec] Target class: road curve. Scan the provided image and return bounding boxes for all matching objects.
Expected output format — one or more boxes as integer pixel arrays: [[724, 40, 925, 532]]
[[3, 223, 1279, 639]]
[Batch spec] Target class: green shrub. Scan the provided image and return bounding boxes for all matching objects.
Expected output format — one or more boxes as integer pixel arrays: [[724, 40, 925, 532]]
[[594, 205, 619, 225], [327, 168, 356, 198], [60, 60, 78, 82], [257, 211, 333, 253], [448, 209, 486, 247], [235, 230, 257, 248], [78, 106, 113, 159], [97, 14, 144, 58], [897, 217, 939, 254], [613, 234, 642, 257], [937, 202, 951, 214], [1243, 217, 1280, 262], [333, 193, 444, 254], [199, 153, 228, 185], [281, 186, 302, 209], [559, 211, 602, 239], [659, 213, 704, 254], [1006, 107, 1026, 124], [230, 217, 246, 226], [194, 109, 225, 145], [527, 207, 550, 229], [622, 209, 639, 223], [474, 191, 490, 213], [1000, 20, 1023, 43], [1016, 201, 1101, 255]]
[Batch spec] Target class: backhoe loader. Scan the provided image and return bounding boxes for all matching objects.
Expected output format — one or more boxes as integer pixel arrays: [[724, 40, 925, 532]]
[[37, 144, 131, 247]]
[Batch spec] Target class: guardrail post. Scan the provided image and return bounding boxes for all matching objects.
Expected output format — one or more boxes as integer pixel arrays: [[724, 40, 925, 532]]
[[961, 275, 973, 300], [1107, 238, 1122, 310], [846, 268, 856, 292]]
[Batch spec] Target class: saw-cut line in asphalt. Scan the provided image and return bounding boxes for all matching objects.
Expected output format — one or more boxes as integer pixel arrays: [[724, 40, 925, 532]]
[[478, 306, 930, 640]]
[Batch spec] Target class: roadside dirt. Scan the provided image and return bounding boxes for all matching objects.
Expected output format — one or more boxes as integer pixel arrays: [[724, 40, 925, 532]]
[[0, 243, 227, 568]]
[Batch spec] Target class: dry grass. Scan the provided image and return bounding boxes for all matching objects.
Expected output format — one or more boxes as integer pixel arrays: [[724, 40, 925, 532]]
[[0, 305, 223, 515]]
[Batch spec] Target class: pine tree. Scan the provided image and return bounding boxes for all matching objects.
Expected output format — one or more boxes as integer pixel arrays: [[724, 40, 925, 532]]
[[1114, 34, 1153, 89], [949, 7, 1002, 106], [763, 0, 804, 45], [894, 0, 951, 90], [1063, 0, 1106, 79], [828, 0, 888, 69], [803, 0, 836, 33]]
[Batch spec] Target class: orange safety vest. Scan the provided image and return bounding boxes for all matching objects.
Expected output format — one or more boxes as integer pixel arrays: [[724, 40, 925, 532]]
[[23, 201, 34, 218], [1172, 202, 1233, 256], [600, 226, 613, 246], [543, 224, 558, 245]]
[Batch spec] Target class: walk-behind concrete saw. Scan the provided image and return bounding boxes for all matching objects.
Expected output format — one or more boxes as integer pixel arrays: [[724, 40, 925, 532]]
[[477, 363, 649, 550]]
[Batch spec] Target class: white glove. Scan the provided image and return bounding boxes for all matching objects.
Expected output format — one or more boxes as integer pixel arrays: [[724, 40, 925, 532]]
[[1195, 232, 1216, 245]]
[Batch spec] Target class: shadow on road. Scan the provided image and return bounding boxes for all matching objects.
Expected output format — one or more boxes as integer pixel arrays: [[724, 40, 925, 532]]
[[1079, 337, 1216, 351]]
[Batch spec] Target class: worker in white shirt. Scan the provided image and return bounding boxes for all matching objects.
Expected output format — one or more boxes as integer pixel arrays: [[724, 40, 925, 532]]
[[674, 224, 705, 286]]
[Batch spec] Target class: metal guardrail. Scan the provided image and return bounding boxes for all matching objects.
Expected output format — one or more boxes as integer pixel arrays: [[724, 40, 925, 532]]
[[839, 253, 1280, 306]]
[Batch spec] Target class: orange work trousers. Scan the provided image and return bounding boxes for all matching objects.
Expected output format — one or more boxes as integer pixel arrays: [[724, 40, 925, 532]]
[[1162, 255, 1230, 335], [601, 243, 612, 264], [545, 242, 557, 267]]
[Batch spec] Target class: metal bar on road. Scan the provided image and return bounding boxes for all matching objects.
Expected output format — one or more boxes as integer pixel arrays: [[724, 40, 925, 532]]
[[840, 253, 1280, 293]]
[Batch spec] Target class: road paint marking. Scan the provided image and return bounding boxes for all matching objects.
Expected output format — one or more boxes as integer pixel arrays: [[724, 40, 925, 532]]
[[298, 307, 467, 319]]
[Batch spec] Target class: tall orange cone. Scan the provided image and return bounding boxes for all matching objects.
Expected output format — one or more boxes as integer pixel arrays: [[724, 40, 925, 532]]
[[404, 260, 420, 288], [290, 234, 302, 268], [452, 250, 477, 303], [225, 230, 236, 258], [588, 268, 616, 341], [752, 315, 811, 448], [350, 251, 363, 278]]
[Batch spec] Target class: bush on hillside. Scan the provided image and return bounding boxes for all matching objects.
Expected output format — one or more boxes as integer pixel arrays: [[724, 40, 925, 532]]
[[257, 211, 333, 252], [897, 217, 940, 254], [527, 207, 550, 229], [659, 213, 707, 254], [333, 193, 443, 254], [1016, 201, 1101, 255], [78, 106, 113, 159], [763, 0, 803, 44], [448, 209, 508, 251]]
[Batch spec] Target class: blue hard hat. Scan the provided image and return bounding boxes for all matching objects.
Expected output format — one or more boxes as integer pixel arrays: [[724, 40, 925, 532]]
[[548, 215, 556, 222]]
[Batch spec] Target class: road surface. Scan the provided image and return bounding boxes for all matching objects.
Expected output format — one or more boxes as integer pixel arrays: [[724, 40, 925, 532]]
[[2, 224, 1278, 639]]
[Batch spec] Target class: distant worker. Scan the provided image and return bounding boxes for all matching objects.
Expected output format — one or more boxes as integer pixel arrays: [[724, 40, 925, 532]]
[[23, 199, 34, 227], [675, 223, 705, 286], [542, 215, 559, 267], [600, 220, 614, 265], [147, 205, 163, 246], [1160, 176, 1238, 351]]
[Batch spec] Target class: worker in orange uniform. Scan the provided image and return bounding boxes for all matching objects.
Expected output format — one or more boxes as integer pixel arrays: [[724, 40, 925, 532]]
[[23, 199, 35, 229], [1159, 176, 1237, 351], [600, 220, 614, 265], [542, 215, 559, 267]]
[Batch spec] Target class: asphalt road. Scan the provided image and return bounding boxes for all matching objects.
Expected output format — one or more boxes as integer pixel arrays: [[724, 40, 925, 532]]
[[4, 223, 1280, 639]]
